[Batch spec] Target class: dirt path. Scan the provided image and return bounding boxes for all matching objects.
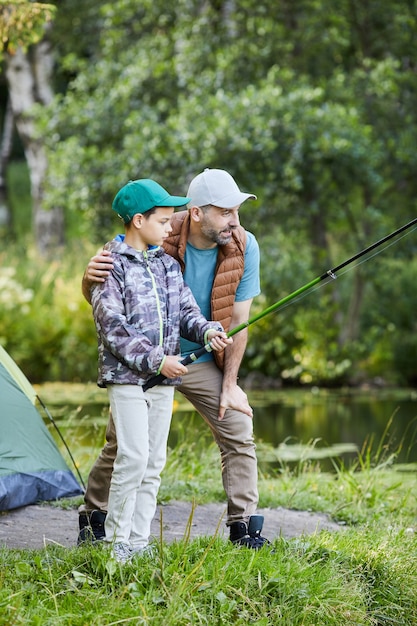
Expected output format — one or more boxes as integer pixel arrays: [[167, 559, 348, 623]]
[[0, 501, 342, 549]]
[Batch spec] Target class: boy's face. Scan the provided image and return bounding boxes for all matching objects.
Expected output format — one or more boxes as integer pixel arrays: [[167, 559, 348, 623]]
[[140, 206, 175, 247]]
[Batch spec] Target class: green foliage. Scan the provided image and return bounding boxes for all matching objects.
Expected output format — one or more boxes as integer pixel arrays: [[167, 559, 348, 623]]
[[35, 0, 417, 387], [41, 0, 417, 232], [243, 226, 417, 386], [0, 0, 56, 60], [3, 0, 417, 385], [359, 257, 417, 385], [0, 241, 98, 383], [3, 160, 31, 239]]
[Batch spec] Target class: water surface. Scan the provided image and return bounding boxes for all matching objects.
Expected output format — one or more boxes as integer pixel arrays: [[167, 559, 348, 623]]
[[38, 384, 417, 473]]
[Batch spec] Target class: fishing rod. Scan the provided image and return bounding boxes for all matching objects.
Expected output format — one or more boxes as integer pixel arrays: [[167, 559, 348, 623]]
[[143, 216, 417, 392]]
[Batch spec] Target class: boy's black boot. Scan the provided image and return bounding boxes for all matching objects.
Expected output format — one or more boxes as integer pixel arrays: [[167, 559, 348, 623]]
[[229, 515, 270, 549], [77, 510, 106, 545]]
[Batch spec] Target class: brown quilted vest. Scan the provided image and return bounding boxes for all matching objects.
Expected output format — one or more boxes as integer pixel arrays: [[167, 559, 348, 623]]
[[163, 210, 247, 370]]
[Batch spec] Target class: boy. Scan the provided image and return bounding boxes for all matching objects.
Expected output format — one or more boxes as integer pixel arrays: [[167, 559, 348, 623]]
[[90, 178, 231, 563]]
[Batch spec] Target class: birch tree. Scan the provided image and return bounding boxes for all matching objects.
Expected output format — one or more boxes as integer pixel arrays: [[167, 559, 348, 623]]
[[1, 0, 60, 250]]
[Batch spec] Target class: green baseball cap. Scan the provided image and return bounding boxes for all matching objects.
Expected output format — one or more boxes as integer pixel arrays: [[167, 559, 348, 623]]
[[112, 179, 190, 224]]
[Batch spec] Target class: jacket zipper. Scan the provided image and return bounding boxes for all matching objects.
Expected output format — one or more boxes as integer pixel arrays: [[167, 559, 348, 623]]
[[143, 250, 164, 346]]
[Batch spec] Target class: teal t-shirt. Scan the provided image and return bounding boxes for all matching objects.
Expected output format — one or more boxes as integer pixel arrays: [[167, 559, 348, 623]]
[[181, 231, 260, 362]]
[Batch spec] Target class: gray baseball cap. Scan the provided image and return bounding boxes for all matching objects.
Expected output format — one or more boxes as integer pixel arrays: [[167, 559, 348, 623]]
[[187, 168, 257, 208]]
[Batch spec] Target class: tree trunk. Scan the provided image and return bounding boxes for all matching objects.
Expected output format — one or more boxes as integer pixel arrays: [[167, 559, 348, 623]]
[[0, 97, 14, 232], [337, 190, 373, 347], [5, 39, 64, 252]]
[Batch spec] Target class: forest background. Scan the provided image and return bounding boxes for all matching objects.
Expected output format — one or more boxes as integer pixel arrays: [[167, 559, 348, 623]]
[[0, 0, 416, 388]]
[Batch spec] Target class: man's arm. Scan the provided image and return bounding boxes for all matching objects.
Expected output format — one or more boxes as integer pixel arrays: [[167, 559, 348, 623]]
[[81, 249, 114, 304], [218, 298, 253, 420]]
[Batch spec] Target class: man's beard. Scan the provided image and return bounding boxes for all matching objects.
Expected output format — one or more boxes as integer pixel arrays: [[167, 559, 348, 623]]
[[201, 223, 235, 246]]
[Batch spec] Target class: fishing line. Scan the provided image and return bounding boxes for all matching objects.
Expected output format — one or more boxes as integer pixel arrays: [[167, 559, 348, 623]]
[[263, 228, 417, 315]]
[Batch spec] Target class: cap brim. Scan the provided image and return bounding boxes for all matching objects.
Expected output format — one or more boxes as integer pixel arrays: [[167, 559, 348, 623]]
[[158, 194, 191, 208], [208, 191, 257, 209]]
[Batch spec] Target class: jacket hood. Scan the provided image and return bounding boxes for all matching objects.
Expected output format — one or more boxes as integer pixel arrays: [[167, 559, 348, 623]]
[[104, 239, 164, 261]]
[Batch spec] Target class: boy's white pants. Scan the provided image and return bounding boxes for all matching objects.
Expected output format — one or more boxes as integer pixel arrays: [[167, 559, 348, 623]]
[[105, 384, 174, 550]]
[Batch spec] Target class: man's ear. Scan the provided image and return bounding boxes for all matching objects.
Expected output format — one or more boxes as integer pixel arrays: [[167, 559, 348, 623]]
[[189, 205, 202, 222]]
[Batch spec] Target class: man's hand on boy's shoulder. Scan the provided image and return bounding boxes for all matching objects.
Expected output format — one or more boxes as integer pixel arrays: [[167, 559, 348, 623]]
[[82, 249, 114, 303], [85, 249, 114, 283]]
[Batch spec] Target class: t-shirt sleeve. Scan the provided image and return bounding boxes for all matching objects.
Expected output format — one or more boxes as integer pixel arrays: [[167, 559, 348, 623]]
[[235, 231, 261, 302]]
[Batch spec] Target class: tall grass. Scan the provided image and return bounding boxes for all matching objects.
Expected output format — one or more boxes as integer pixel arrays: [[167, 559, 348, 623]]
[[1, 518, 416, 624], [256, 415, 417, 527], [2, 414, 416, 624]]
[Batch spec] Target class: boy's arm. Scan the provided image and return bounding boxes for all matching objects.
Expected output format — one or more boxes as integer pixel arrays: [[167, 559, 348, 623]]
[[160, 331, 231, 381], [81, 249, 114, 304], [92, 273, 165, 375]]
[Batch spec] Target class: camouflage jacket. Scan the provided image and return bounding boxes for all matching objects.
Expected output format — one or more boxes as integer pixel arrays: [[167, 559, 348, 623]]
[[91, 240, 222, 387]]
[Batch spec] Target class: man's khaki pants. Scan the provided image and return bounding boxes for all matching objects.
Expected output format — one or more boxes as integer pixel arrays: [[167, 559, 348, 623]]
[[80, 361, 259, 525]]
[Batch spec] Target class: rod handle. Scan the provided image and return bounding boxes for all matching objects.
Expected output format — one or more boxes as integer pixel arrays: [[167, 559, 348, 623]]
[[143, 344, 211, 391]]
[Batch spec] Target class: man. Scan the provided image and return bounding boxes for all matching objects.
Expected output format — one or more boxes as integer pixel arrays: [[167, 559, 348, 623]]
[[80, 168, 269, 549]]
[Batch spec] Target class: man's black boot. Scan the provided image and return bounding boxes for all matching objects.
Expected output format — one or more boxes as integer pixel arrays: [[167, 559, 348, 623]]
[[77, 510, 107, 545], [229, 514, 270, 549]]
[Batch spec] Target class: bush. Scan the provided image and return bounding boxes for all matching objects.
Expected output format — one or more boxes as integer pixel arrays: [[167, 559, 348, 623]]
[[0, 241, 98, 382]]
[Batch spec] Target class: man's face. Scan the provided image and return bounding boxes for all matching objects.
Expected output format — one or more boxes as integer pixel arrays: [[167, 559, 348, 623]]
[[199, 205, 241, 246]]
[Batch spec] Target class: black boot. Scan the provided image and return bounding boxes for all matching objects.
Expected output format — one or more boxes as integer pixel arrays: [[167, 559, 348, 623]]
[[229, 515, 270, 549], [77, 510, 107, 544]]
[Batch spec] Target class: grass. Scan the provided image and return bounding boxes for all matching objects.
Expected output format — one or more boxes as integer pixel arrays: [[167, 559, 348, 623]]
[[1, 419, 417, 625], [1, 525, 416, 624]]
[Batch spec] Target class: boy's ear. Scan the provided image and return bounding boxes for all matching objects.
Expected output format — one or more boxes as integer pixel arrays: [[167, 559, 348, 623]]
[[132, 213, 143, 228]]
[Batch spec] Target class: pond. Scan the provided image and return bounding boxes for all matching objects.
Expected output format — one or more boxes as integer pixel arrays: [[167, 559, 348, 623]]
[[37, 383, 417, 475], [250, 387, 417, 471]]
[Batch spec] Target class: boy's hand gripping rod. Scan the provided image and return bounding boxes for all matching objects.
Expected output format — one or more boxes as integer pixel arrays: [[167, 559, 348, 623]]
[[143, 217, 417, 392]]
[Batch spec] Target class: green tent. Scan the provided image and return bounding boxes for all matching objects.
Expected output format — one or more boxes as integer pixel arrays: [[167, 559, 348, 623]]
[[0, 345, 82, 511]]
